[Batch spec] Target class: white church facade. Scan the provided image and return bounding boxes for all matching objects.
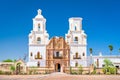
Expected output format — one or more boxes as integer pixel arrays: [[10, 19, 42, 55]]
[[27, 9, 87, 72]]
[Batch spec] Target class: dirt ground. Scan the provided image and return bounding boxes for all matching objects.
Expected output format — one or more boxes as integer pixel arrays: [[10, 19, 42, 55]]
[[0, 72, 120, 80]]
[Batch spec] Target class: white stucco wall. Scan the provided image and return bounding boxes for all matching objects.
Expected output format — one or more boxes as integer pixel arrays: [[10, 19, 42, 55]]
[[92, 56, 120, 68]]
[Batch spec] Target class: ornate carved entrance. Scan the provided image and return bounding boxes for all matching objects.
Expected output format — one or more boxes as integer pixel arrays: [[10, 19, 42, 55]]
[[46, 37, 70, 73]]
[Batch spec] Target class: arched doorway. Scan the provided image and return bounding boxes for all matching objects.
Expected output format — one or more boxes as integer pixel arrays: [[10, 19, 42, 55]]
[[55, 63, 61, 72], [16, 62, 22, 74]]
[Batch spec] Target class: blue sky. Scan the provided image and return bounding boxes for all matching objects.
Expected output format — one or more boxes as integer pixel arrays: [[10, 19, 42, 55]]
[[0, 0, 120, 61]]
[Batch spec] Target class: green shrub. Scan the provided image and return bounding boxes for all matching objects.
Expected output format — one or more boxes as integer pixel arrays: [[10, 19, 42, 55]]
[[0, 70, 4, 75], [45, 70, 50, 74], [109, 67, 116, 74], [71, 71, 78, 75], [106, 72, 111, 75], [103, 66, 117, 74], [102, 67, 106, 74], [78, 65, 83, 74], [69, 66, 72, 74], [10, 65, 15, 74], [91, 70, 96, 74], [4, 72, 11, 75], [29, 70, 33, 75]]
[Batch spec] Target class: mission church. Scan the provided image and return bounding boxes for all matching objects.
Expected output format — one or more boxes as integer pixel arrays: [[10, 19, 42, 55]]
[[27, 9, 87, 72], [0, 9, 120, 74]]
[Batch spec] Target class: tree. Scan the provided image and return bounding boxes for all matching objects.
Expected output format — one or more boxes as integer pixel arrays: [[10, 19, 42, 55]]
[[119, 48, 120, 53], [89, 48, 93, 55], [10, 65, 15, 74], [3, 59, 13, 62], [108, 45, 113, 55], [104, 59, 113, 67], [89, 48, 93, 65]]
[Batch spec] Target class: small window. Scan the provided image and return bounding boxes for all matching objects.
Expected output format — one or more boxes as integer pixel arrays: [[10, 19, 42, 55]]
[[116, 66, 119, 69], [74, 37, 78, 41], [37, 37, 41, 43], [30, 52, 33, 56], [38, 24, 40, 31], [56, 52, 59, 57], [37, 37, 41, 41], [75, 26, 77, 31], [83, 53, 85, 56], [37, 61, 40, 67], [75, 62, 78, 67]]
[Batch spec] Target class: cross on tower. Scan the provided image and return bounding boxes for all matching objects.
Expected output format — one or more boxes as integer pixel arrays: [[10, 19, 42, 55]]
[[38, 9, 42, 15]]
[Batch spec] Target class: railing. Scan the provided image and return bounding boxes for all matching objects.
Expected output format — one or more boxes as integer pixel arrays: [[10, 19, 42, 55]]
[[73, 55, 81, 59], [35, 55, 42, 59], [53, 55, 63, 59]]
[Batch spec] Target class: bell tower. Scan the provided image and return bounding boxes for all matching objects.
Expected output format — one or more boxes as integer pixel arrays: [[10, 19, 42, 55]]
[[27, 9, 49, 67], [69, 17, 82, 31], [65, 17, 87, 67], [33, 9, 46, 32]]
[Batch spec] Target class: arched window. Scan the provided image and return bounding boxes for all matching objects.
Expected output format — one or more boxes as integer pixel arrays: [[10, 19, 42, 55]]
[[83, 52, 85, 56], [74, 37, 78, 41], [75, 26, 77, 31], [37, 37, 41, 43], [38, 24, 40, 31], [37, 52, 40, 59], [30, 52, 33, 56], [76, 52, 78, 58], [75, 62, 78, 67], [35, 52, 42, 59]]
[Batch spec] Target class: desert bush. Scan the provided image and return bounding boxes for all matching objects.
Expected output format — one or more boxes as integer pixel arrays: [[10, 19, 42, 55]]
[[109, 66, 116, 74], [106, 72, 111, 75], [71, 71, 78, 75], [4, 72, 11, 75], [0, 70, 4, 75], [91, 70, 96, 74], [69, 66, 72, 74], [29, 70, 33, 75], [78, 65, 83, 74]]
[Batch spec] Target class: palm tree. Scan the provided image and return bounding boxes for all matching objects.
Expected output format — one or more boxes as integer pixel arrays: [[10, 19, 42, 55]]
[[89, 48, 93, 65], [104, 59, 113, 67], [89, 48, 93, 55], [108, 45, 113, 55], [118, 48, 120, 53]]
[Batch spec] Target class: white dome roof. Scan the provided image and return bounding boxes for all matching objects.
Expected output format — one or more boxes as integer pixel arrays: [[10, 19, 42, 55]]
[[35, 15, 43, 18]]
